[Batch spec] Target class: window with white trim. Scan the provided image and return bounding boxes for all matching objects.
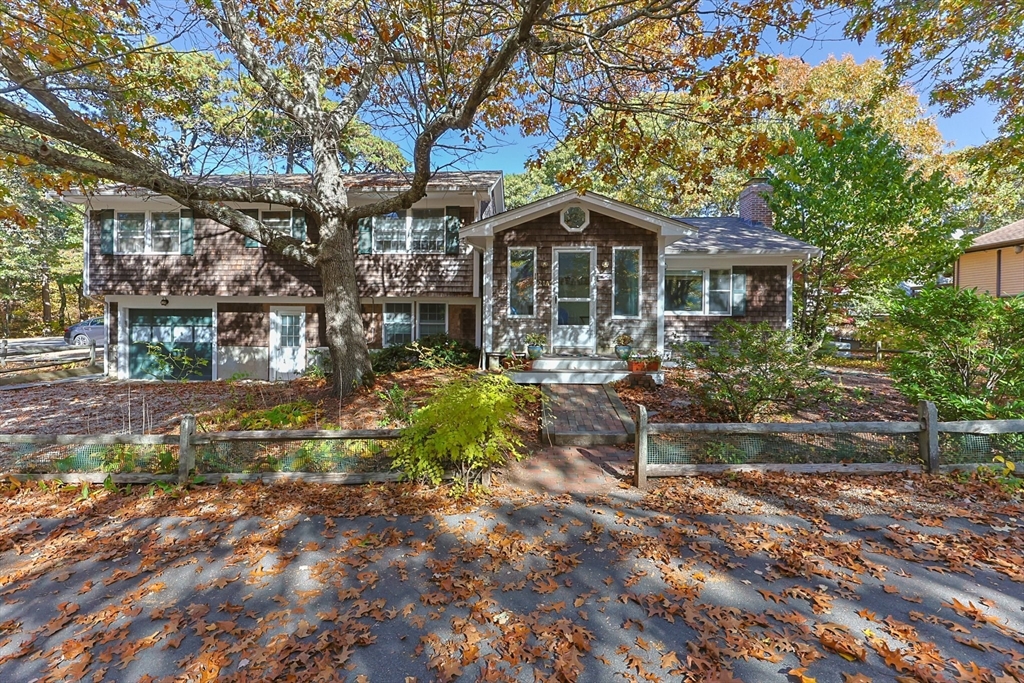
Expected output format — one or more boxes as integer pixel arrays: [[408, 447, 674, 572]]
[[508, 248, 536, 317], [383, 303, 413, 347], [613, 247, 641, 317], [418, 303, 447, 337], [372, 210, 448, 254], [665, 268, 732, 315], [115, 211, 181, 254]]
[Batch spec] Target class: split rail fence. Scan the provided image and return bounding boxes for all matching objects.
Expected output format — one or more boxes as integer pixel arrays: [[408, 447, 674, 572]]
[[633, 400, 1024, 488], [0, 415, 404, 486]]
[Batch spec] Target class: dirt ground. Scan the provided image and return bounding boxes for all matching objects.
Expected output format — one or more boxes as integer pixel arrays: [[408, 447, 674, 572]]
[[0, 368, 541, 446], [615, 364, 917, 425]]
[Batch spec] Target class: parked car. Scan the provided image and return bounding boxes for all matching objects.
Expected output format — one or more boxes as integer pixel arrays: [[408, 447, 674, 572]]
[[64, 317, 106, 346]]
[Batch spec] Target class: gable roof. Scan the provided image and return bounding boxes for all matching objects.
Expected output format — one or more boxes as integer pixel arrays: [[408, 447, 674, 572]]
[[966, 219, 1024, 252], [461, 190, 696, 240], [666, 217, 821, 256]]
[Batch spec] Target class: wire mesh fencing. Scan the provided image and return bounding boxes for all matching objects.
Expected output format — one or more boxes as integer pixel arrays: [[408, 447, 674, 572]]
[[0, 441, 180, 475], [193, 437, 395, 475], [647, 430, 921, 467], [939, 432, 1024, 466]]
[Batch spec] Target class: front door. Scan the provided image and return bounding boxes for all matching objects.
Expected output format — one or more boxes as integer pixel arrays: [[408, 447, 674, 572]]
[[552, 248, 596, 351], [270, 307, 306, 381]]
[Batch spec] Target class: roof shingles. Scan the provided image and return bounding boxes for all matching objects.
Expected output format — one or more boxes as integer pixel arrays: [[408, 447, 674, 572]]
[[666, 217, 819, 255], [967, 219, 1024, 252]]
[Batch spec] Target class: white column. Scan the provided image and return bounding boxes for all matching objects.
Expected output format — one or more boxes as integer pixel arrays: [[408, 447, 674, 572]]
[[656, 237, 666, 354], [482, 237, 494, 352], [785, 262, 794, 329]]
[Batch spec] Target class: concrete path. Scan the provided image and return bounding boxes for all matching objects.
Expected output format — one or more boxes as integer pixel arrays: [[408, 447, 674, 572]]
[[541, 384, 634, 446]]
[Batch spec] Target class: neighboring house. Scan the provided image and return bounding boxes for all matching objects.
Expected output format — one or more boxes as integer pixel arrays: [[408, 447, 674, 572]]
[[65, 174, 817, 381], [63, 172, 504, 380], [955, 219, 1024, 297]]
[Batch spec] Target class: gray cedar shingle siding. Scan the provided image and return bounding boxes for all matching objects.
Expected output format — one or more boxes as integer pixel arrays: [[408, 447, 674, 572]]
[[217, 303, 268, 347], [89, 211, 477, 298], [492, 211, 659, 352], [663, 265, 787, 345]]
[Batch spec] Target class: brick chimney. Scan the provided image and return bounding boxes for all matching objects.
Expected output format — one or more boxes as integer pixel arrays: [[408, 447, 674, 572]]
[[737, 178, 773, 227]]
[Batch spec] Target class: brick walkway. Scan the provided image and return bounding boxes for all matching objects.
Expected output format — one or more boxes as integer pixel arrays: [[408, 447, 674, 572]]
[[541, 384, 634, 446], [503, 445, 634, 495]]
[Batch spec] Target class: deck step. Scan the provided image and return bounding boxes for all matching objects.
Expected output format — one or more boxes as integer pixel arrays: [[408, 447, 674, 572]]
[[510, 370, 664, 385], [530, 358, 627, 371]]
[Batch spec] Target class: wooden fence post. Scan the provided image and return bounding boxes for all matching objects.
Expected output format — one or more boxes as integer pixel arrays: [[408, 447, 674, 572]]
[[875, 340, 882, 362], [178, 414, 196, 486], [634, 405, 648, 489], [918, 401, 939, 473], [88, 340, 96, 367], [0, 340, 6, 368]]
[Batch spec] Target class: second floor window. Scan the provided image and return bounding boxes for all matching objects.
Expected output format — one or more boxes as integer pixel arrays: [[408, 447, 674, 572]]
[[115, 211, 181, 254], [360, 207, 461, 255]]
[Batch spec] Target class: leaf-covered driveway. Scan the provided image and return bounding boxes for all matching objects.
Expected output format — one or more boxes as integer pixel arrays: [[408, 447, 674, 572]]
[[0, 473, 1022, 682]]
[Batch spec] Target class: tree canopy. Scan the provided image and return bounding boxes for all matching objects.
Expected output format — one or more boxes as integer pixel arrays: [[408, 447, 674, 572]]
[[765, 119, 964, 343]]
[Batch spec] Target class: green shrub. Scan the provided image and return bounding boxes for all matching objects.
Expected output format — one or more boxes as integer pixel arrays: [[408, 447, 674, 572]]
[[390, 374, 537, 488], [239, 399, 317, 430], [371, 334, 479, 374], [376, 383, 411, 427], [888, 285, 1024, 420], [674, 321, 838, 423]]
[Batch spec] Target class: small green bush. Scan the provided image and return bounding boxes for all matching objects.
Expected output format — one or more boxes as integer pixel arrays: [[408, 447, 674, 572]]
[[675, 321, 838, 423], [888, 285, 1024, 420], [239, 399, 317, 430], [390, 374, 537, 488], [371, 334, 479, 374]]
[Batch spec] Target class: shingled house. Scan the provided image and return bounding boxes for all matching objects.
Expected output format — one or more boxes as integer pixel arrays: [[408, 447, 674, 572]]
[[65, 174, 817, 381]]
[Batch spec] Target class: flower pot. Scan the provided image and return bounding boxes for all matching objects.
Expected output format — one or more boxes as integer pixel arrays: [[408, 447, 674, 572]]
[[645, 360, 661, 371], [628, 360, 645, 372], [614, 344, 632, 360], [526, 344, 544, 360]]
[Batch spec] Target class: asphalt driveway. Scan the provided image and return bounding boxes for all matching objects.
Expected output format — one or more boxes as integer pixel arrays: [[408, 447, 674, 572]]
[[0, 471, 1021, 682]]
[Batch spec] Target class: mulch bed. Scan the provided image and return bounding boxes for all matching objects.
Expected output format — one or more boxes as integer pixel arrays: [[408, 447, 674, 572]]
[[614, 364, 918, 424]]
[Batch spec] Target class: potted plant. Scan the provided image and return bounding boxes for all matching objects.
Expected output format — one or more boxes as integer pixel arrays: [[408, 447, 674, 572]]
[[627, 353, 646, 372], [614, 334, 633, 360], [525, 333, 547, 360], [500, 350, 530, 371], [644, 351, 662, 371]]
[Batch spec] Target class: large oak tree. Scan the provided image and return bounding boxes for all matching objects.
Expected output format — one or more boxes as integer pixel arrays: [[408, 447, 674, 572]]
[[0, 0, 816, 394]]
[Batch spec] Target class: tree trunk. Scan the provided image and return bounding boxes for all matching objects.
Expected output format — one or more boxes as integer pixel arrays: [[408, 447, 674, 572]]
[[56, 279, 67, 327], [41, 269, 52, 327], [317, 220, 374, 396], [76, 282, 84, 321]]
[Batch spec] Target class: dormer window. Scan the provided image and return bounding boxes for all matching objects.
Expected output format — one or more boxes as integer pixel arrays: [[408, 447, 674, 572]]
[[560, 205, 589, 232]]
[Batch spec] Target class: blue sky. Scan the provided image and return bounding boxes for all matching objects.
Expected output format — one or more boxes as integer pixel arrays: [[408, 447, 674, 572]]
[[469, 25, 1000, 175]]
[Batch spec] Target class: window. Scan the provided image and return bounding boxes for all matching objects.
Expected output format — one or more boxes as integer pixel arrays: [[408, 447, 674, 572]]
[[508, 248, 536, 317], [613, 248, 641, 317], [708, 269, 731, 314], [418, 303, 446, 337], [370, 209, 449, 254], [411, 209, 445, 253], [665, 268, 733, 315], [278, 313, 302, 348], [115, 211, 183, 254], [151, 212, 181, 253], [262, 211, 292, 237], [115, 212, 146, 253], [383, 303, 413, 347], [665, 270, 703, 313], [560, 205, 589, 232], [373, 214, 408, 253]]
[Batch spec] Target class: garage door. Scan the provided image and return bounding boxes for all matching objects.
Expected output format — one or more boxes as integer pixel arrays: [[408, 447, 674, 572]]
[[128, 309, 213, 380]]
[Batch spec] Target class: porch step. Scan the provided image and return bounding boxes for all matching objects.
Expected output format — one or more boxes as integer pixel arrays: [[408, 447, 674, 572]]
[[530, 358, 627, 371], [510, 370, 664, 385]]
